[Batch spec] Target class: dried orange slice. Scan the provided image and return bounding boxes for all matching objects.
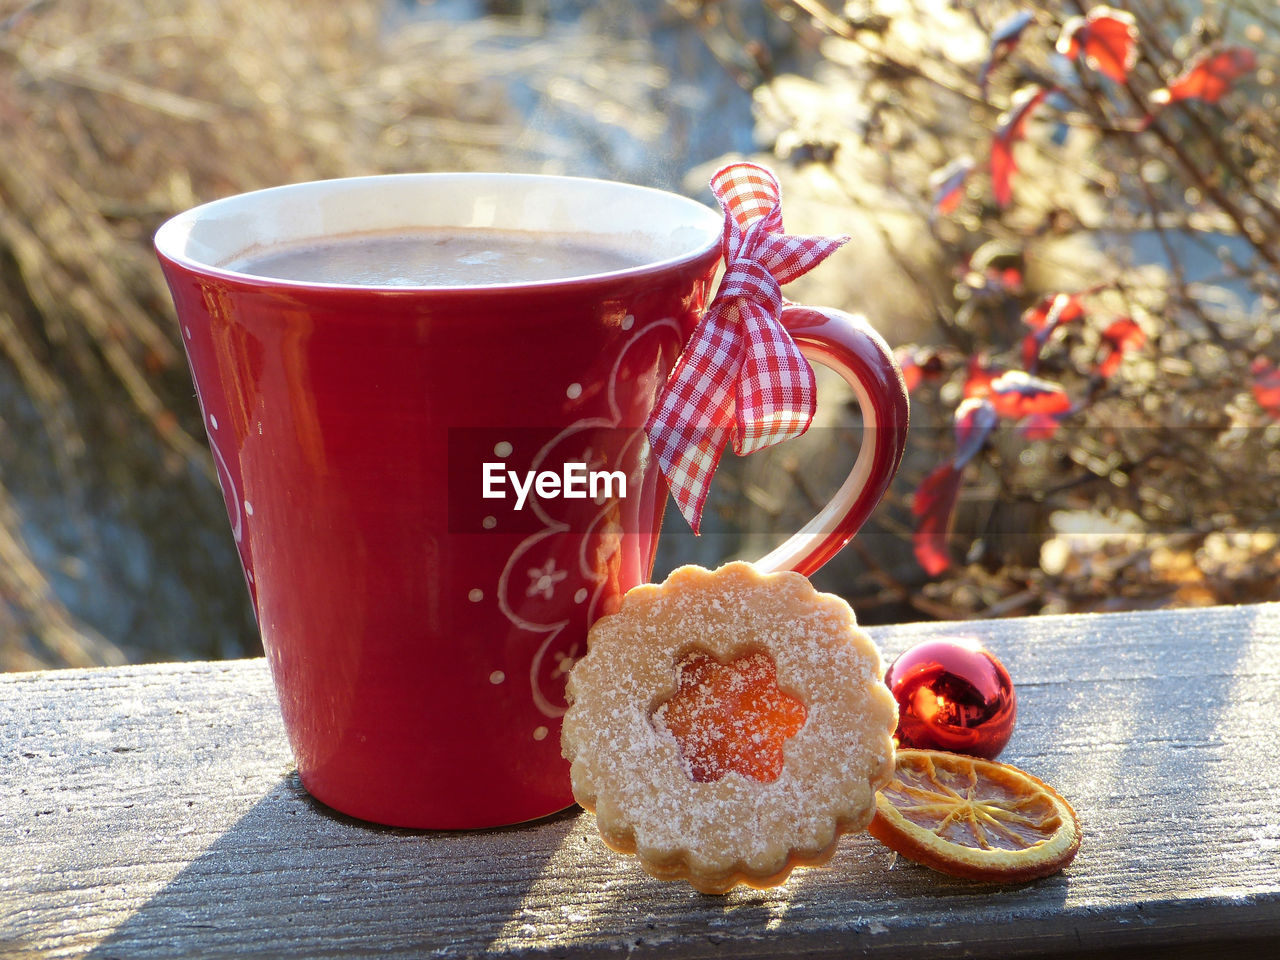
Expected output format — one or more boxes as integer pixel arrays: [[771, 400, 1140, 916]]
[[868, 749, 1081, 882]]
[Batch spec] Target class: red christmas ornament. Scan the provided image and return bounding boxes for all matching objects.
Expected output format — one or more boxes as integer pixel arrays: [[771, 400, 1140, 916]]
[[885, 638, 1017, 760]]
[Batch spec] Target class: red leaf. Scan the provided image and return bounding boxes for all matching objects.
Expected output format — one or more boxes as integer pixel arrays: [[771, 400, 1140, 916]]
[[1020, 412, 1065, 440], [901, 361, 922, 392], [990, 141, 1016, 211], [1097, 316, 1145, 378], [964, 357, 1005, 399], [953, 397, 998, 468], [1151, 47, 1256, 106], [988, 370, 1072, 419], [912, 462, 964, 576], [1021, 331, 1044, 371], [897, 346, 946, 393], [1021, 293, 1086, 372], [1252, 357, 1280, 416], [994, 266, 1024, 292], [930, 155, 974, 217], [1097, 351, 1123, 380], [1057, 8, 1140, 84], [979, 11, 1035, 94], [1022, 292, 1085, 331], [912, 396, 1000, 576], [991, 85, 1048, 208]]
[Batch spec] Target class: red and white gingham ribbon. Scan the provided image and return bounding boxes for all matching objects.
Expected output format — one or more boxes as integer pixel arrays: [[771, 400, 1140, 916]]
[[645, 163, 848, 533]]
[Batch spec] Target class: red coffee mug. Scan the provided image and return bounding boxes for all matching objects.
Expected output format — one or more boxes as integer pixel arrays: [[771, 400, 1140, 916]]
[[155, 173, 908, 829]]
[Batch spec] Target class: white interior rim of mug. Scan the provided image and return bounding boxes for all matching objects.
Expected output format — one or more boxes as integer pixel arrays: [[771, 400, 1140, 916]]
[[154, 172, 724, 292]]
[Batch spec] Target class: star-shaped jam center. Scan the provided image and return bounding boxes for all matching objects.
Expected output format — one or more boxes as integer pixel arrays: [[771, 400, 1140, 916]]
[[651, 650, 808, 784]]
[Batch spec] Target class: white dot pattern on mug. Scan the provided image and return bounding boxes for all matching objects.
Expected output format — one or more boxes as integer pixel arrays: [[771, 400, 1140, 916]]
[[469, 588, 484, 602], [566, 382, 582, 400], [482, 516, 497, 530], [533, 726, 549, 741], [490, 671, 506, 685], [244, 500, 254, 516], [209, 414, 219, 430], [489, 317, 685, 722]]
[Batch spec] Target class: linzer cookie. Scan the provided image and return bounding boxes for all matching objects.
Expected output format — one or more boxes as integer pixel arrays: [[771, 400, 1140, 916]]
[[561, 562, 897, 894]]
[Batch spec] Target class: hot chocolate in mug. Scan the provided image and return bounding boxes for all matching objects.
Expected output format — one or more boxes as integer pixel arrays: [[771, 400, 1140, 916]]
[[155, 172, 909, 828]]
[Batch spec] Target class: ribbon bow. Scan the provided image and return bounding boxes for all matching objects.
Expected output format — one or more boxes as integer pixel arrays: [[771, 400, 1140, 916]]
[[644, 163, 848, 533]]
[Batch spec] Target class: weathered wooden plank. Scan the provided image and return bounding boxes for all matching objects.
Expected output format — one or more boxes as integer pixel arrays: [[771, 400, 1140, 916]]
[[2, 604, 1279, 959]]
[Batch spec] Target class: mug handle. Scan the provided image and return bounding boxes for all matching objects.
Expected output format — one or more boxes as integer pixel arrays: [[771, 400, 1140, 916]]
[[752, 305, 910, 578]]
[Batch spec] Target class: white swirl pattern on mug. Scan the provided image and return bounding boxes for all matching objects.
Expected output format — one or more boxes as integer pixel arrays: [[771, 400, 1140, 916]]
[[495, 318, 682, 718]]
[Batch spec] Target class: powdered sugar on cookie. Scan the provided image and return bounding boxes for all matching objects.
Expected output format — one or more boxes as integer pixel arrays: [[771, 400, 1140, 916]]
[[561, 562, 898, 893]]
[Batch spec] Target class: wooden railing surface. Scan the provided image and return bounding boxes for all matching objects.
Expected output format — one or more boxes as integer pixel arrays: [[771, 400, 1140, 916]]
[[3, 604, 1279, 958]]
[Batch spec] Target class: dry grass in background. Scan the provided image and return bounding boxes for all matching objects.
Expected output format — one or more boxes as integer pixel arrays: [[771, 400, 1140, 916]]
[[0, 0, 688, 669]]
